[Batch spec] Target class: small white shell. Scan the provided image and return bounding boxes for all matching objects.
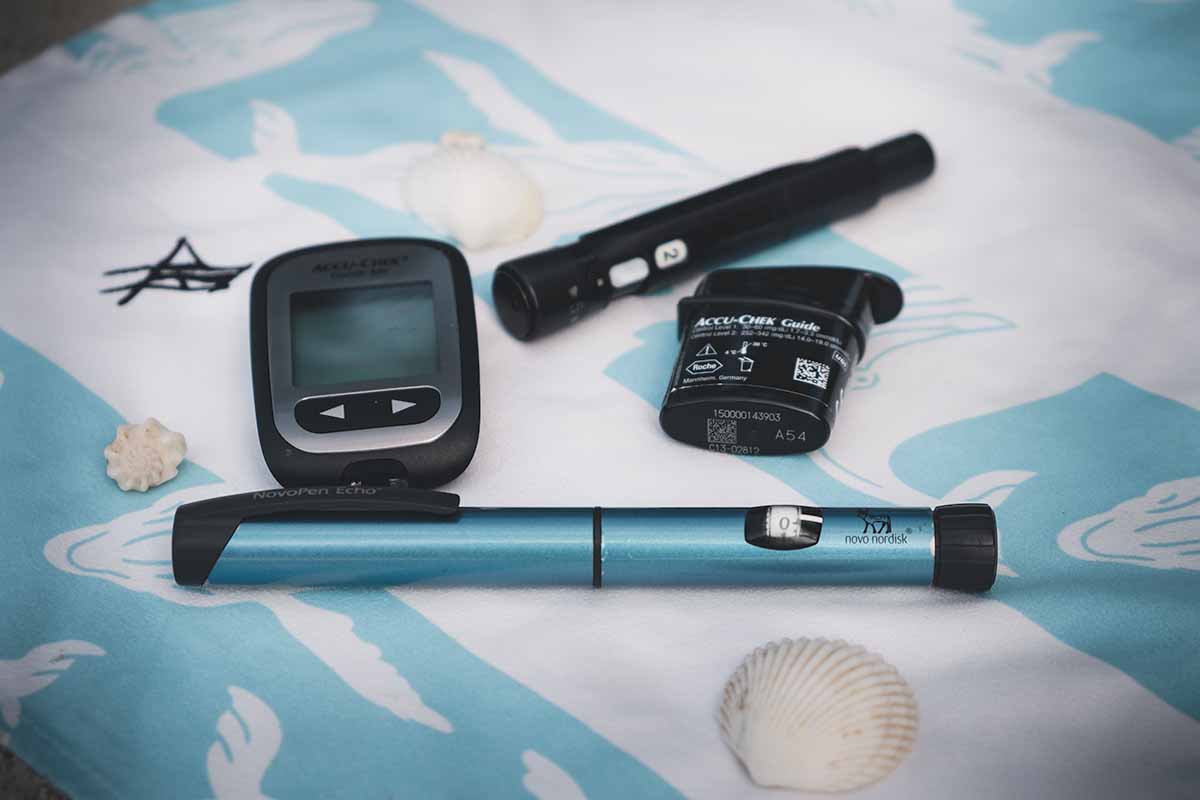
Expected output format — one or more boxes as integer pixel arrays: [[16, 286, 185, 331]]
[[104, 418, 187, 492], [718, 637, 918, 792], [403, 130, 543, 251]]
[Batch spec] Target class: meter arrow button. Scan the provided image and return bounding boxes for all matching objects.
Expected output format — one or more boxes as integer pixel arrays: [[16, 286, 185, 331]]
[[298, 388, 441, 432], [349, 388, 441, 428], [295, 397, 355, 433], [383, 388, 439, 425]]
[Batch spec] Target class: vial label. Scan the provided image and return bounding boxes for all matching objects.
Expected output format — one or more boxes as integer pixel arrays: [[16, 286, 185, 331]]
[[660, 308, 859, 455], [671, 312, 853, 401]]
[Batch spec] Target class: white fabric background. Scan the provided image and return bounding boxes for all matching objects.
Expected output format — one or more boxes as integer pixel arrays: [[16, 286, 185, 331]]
[[1, 1, 1198, 797]]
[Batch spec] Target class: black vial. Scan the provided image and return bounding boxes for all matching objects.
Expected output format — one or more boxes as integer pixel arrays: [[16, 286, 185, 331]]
[[659, 267, 903, 455]]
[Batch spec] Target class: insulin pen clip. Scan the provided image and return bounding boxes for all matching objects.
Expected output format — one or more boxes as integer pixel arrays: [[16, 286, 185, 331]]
[[172, 489, 997, 593], [171, 485, 460, 586], [492, 132, 934, 340]]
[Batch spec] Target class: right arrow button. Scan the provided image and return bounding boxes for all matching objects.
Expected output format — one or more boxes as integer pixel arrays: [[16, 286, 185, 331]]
[[376, 387, 440, 426]]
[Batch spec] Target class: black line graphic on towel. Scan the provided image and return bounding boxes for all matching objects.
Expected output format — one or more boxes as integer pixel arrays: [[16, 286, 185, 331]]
[[102, 238, 250, 306]]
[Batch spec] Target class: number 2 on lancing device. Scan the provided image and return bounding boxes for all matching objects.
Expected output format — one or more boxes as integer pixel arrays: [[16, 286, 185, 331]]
[[654, 239, 688, 269]]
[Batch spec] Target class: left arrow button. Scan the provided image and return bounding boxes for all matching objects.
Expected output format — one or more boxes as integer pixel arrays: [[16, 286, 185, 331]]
[[320, 404, 346, 420], [295, 397, 355, 433]]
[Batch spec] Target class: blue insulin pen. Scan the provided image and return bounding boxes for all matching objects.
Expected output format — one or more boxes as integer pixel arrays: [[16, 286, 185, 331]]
[[172, 488, 997, 591]]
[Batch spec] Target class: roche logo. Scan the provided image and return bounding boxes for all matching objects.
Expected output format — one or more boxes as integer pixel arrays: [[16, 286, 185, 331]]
[[686, 358, 723, 376]]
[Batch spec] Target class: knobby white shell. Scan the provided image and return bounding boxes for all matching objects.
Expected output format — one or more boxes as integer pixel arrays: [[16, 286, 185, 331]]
[[718, 638, 918, 793], [103, 418, 187, 492], [403, 130, 543, 251]]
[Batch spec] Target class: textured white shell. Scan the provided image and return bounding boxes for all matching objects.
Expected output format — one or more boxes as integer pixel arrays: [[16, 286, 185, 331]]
[[718, 638, 918, 792], [403, 130, 543, 251], [104, 418, 187, 492]]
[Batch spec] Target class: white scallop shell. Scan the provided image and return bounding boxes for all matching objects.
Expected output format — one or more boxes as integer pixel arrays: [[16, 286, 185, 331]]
[[403, 131, 543, 251], [718, 637, 918, 792], [103, 418, 187, 492]]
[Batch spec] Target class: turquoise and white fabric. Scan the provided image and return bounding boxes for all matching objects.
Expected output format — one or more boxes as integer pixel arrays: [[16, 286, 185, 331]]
[[1, 1, 1198, 797]]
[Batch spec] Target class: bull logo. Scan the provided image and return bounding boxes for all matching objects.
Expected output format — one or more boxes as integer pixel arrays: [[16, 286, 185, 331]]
[[858, 510, 893, 535]]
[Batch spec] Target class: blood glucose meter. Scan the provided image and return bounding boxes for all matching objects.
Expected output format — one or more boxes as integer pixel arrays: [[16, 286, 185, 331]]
[[250, 239, 480, 488]]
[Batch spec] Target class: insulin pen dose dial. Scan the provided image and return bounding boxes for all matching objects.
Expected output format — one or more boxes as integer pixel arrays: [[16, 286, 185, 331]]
[[250, 239, 480, 489], [744, 505, 822, 550]]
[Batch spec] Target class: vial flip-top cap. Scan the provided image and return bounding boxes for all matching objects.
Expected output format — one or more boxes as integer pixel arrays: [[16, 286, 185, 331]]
[[932, 503, 998, 591]]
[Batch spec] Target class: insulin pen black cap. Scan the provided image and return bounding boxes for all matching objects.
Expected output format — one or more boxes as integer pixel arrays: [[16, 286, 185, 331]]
[[932, 504, 998, 591]]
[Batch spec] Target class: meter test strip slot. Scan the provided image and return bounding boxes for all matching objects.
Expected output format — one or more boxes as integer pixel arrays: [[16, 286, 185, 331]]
[[172, 488, 998, 592]]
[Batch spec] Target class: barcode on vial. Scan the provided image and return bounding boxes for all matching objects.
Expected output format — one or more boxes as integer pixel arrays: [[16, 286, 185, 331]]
[[706, 418, 738, 445], [793, 358, 830, 389]]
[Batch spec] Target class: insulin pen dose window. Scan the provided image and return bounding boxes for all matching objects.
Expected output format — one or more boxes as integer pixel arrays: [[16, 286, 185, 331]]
[[289, 282, 438, 388]]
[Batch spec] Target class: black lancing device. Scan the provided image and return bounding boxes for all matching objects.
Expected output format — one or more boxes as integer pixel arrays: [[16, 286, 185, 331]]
[[492, 132, 934, 340]]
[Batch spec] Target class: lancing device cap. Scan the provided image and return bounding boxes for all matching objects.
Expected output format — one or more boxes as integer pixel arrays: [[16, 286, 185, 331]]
[[933, 504, 998, 591]]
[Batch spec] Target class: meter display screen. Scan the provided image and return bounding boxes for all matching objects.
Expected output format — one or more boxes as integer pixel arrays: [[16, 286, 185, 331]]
[[290, 282, 438, 388]]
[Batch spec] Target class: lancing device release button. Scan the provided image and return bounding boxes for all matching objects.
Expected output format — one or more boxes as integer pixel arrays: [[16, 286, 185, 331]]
[[654, 239, 688, 269], [608, 257, 650, 289]]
